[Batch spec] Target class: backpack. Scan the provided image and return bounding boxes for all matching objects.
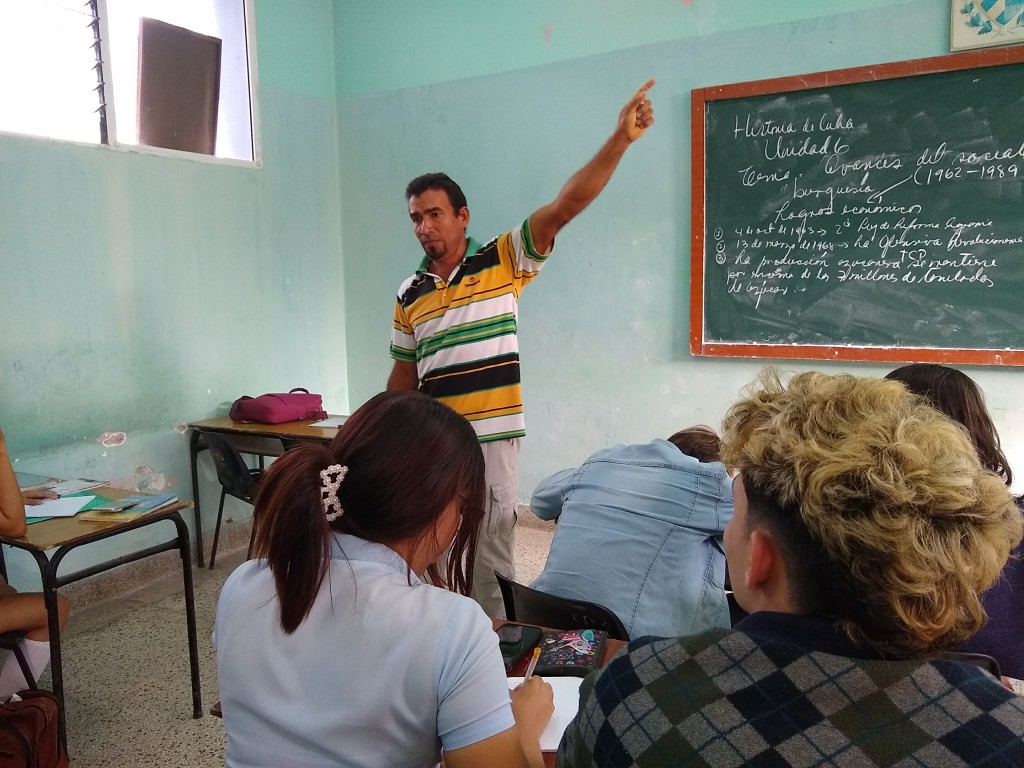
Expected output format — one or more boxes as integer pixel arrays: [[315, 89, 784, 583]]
[[0, 689, 67, 768], [228, 388, 327, 424]]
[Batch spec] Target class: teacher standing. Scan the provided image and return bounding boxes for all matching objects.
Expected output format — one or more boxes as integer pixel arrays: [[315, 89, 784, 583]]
[[388, 80, 656, 616]]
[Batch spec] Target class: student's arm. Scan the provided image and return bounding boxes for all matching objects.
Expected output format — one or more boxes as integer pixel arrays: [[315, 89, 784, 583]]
[[444, 677, 554, 768], [0, 429, 27, 539], [530, 468, 577, 522], [528, 79, 655, 255], [387, 360, 420, 391]]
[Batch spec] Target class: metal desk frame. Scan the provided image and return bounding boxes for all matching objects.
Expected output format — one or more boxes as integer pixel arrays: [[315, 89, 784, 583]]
[[0, 499, 202, 749], [187, 416, 342, 567]]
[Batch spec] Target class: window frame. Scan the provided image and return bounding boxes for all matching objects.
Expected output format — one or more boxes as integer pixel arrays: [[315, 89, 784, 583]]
[[2, 0, 262, 167]]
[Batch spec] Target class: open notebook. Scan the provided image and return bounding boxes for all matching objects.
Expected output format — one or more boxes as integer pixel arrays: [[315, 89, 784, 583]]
[[507, 676, 583, 751]]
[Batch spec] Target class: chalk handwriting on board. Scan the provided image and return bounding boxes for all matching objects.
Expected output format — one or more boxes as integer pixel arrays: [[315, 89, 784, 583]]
[[693, 46, 1024, 364]]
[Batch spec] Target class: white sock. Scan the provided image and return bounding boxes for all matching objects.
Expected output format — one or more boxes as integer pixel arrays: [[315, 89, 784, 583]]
[[0, 639, 50, 698]]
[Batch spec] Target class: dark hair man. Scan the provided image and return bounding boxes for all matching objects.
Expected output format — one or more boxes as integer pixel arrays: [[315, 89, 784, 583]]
[[388, 81, 655, 616]]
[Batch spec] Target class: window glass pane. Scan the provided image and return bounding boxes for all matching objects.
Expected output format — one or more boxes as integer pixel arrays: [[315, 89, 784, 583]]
[[105, 0, 253, 160], [0, 0, 102, 143]]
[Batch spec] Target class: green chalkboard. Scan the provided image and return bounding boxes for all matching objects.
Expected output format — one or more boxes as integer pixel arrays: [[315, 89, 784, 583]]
[[691, 46, 1024, 366]]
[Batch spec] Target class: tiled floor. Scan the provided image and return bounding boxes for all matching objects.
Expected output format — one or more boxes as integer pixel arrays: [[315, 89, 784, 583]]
[[50, 513, 554, 767]]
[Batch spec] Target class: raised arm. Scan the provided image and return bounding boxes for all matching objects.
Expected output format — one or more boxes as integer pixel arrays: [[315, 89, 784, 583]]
[[528, 79, 655, 254], [0, 429, 28, 539]]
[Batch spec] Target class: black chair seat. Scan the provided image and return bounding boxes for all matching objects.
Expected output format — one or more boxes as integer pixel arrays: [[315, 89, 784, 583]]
[[494, 570, 629, 641]]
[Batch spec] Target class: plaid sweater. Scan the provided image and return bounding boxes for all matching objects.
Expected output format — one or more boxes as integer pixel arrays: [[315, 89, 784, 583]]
[[558, 613, 1024, 767]]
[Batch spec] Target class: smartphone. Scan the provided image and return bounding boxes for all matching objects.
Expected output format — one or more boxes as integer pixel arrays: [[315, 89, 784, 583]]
[[496, 623, 542, 671]]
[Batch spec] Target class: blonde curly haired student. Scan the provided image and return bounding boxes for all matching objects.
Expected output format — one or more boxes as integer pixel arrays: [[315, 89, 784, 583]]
[[559, 370, 1024, 768]]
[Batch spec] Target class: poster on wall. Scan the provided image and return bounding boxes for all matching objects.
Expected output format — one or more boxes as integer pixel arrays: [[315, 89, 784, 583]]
[[951, 0, 1024, 51]]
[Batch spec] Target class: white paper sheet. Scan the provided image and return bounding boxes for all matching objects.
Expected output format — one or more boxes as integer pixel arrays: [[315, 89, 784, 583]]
[[508, 676, 584, 751], [28, 495, 96, 518], [309, 416, 347, 428]]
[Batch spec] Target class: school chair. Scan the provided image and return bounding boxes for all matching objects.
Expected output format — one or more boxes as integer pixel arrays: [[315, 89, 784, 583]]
[[0, 632, 36, 690], [202, 432, 262, 569], [494, 571, 629, 641]]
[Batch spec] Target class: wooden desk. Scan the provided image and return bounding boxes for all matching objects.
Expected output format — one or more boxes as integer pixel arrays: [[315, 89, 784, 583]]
[[187, 416, 345, 566], [0, 487, 202, 748]]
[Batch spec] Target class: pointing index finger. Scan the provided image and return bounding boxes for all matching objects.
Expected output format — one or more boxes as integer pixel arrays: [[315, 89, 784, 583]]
[[633, 79, 656, 101]]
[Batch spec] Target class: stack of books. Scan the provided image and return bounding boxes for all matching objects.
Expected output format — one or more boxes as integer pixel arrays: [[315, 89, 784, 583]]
[[79, 494, 178, 522]]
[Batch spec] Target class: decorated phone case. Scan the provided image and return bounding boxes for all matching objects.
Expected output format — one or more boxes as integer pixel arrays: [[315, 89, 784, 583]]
[[532, 629, 608, 677]]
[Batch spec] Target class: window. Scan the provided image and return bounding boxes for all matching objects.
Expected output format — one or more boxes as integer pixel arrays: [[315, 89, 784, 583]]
[[0, 1, 105, 144], [0, 0, 256, 161]]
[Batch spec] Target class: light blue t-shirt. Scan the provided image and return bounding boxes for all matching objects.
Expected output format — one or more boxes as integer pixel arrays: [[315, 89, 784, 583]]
[[214, 534, 515, 768], [531, 439, 733, 639]]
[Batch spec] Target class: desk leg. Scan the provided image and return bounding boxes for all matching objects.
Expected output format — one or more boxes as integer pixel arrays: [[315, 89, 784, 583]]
[[34, 551, 68, 753], [189, 429, 206, 567], [171, 512, 203, 718]]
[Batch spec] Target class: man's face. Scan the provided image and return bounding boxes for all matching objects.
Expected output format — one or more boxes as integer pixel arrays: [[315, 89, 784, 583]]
[[724, 474, 752, 611], [408, 188, 469, 264]]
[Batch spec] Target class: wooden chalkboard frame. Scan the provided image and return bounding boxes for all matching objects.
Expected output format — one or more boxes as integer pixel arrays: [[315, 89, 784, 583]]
[[691, 45, 1024, 366]]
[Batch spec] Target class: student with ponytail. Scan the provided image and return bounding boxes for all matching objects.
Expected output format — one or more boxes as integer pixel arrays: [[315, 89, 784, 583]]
[[214, 390, 552, 768]]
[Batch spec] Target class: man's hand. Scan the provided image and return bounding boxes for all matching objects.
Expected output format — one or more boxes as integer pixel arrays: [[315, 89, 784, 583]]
[[618, 79, 655, 144]]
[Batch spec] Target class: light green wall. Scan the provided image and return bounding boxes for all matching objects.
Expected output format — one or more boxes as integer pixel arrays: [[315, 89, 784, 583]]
[[3, 1, 1022, 589], [334, 0, 903, 98], [337, 0, 1024, 501], [0, 0, 345, 587]]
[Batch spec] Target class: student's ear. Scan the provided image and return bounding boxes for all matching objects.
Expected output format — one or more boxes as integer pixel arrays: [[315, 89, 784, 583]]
[[745, 529, 776, 589]]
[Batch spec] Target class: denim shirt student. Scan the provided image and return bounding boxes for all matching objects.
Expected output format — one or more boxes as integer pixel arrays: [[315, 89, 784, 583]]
[[530, 439, 733, 639]]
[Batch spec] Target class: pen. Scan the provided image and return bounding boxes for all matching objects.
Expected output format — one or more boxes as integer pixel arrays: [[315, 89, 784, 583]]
[[523, 647, 541, 682]]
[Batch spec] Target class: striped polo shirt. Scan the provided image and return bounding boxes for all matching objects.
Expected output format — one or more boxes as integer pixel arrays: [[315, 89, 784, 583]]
[[390, 219, 550, 442]]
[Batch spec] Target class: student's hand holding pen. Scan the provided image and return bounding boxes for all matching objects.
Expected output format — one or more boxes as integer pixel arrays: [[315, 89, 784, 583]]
[[510, 662, 554, 762]]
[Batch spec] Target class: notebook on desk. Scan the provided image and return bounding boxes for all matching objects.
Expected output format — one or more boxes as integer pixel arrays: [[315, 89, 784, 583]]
[[507, 677, 583, 751], [308, 416, 347, 428], [79, 494, 178, 522]]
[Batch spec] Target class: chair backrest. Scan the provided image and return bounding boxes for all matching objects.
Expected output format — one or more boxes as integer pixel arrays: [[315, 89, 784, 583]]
[[202, 432, 258, 500], [937, 651, 1002, 678], [494, 571, 630, 641]]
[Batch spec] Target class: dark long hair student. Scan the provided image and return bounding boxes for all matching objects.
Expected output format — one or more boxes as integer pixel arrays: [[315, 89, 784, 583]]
[[887, 363, 1024, 679], [215, 391, 552, 768]]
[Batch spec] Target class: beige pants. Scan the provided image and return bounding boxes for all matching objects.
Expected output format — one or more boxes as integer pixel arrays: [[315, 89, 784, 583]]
[[471, 438, 520, 618]]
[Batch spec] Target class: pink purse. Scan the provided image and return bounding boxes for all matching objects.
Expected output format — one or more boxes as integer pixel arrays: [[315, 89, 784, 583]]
[[228, 388, 327, 424]]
